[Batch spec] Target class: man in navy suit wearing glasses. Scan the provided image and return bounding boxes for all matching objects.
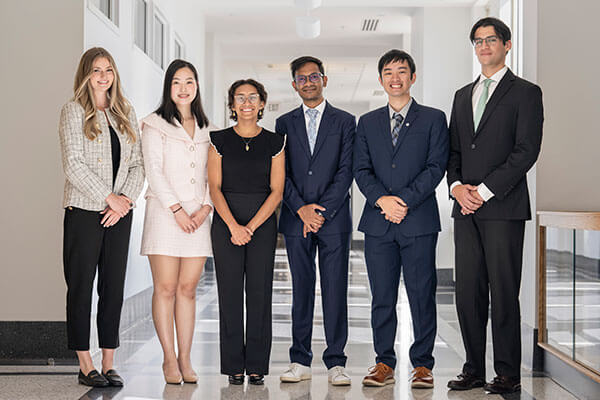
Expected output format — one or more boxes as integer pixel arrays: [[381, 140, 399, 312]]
[[276, 56, 355, 386]]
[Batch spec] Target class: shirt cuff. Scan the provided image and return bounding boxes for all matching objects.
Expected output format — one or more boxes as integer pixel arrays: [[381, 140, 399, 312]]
[[449, 181, 462, 198], [477, 183, 495, 202]]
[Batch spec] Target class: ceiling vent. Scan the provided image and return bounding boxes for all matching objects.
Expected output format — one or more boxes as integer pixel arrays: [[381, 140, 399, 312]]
[[362, 19, 379, 32], [372, 90, 385, 96]]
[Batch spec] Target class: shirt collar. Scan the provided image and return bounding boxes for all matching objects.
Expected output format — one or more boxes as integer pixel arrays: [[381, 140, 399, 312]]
[[388, 97, 413, 120], [302, 99, 326, 115], [479, 65, 508, 86]]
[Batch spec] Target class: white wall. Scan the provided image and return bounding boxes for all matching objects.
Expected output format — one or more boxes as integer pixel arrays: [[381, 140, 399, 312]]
[[0, 0, 84, 320], [84, 0, 207, 299], [411, 7, 473, 269]]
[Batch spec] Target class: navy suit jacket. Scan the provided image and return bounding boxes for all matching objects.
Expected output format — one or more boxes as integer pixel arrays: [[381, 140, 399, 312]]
[[276, 102, 356, 236], [353, 100, 449, 237]]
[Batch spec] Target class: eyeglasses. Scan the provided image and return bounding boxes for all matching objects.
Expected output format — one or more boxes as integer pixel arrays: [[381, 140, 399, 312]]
[[472, 35, 499, 48], [294, 72, 324, 85], [234, 94, 261, 104]]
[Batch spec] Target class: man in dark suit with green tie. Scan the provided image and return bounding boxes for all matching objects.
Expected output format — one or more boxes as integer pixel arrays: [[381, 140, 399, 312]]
[[446, 17, 544, 394]]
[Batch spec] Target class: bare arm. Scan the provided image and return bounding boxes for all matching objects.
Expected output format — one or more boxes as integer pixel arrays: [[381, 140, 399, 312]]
[[246, 151, 285, 233]]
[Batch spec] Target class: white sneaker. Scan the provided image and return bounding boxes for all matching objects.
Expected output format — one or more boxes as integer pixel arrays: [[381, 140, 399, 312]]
[[328, 365, 351, 386], [280, 363, 312, 383]]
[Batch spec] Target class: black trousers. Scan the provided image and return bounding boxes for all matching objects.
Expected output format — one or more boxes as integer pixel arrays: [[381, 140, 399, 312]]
[[63, 207, 132, 351], [454, 216, 525, 378], [211, 192, 277, 376]]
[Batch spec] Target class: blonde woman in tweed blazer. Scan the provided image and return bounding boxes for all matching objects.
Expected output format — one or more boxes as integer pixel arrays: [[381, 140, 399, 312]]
[[58, 47, 144, 388]]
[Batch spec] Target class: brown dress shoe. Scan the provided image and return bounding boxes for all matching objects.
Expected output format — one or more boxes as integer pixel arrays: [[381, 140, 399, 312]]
[[410, 366, 434, 388], [362, 362, 395, 387]]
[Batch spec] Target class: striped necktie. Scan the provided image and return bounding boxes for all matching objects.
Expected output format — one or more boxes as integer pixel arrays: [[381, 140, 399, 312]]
[[391, 112, 404, 146]]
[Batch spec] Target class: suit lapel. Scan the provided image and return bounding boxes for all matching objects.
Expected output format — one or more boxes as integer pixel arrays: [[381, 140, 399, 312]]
[[392, 100, 420, 157], [311, 102, 334, 159], [474, 69, 516, 137], [291, 106, 311, 159], [464, 79, 478, 136], [376, 106, 394, 155]]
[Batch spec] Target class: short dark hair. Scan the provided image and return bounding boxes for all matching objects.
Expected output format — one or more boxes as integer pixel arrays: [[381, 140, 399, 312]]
[[470, 17, 511, 44], [377, 49, 416, 77], [227, 79, 268, 121], [155, 59, 210, 128], [290, 56, 325, 78]]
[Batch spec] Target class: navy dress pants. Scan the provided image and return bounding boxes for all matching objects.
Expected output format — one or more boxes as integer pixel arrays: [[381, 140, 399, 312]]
[[365, 226, 438, 370], [285, 232, 350, 369]]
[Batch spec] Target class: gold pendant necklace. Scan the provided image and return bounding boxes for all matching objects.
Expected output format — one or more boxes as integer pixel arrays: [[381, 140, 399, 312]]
[[241, 137, 253, 151], [235, 126, 261, 151]]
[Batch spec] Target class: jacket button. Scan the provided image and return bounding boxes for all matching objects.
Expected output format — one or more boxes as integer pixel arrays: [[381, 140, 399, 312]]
[[190, 162, 195, 168], [98, 158, 102, 163], [308, 170, 313, 175], [392, 164, 396, 168], [190, 145, 195, 151], [389, 187, 392, 191], [98, 139, 102, 144], [191, 178, 196, 184], [471, 143, 476, 149]]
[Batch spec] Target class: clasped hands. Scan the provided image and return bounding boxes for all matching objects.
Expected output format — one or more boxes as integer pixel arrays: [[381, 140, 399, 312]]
[[172, 203, 213, 234], [452, 184, 484, 215], [100, 193, 133, 227], [376, 196, 408, 224], [298, 204, 326, 238]]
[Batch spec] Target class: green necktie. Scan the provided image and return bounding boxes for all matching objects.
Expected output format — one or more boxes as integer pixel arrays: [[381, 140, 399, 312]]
[[474, 78, 493, 131]]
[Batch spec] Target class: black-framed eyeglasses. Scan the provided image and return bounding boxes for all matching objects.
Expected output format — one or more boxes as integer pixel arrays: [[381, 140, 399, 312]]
[[294, 72, 324, 85], [234, 94, 261, 104], [472, 35, 499, 48]]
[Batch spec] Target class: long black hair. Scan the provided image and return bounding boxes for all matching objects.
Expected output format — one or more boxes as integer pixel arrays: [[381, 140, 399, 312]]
[[155, 59, 210, 128]]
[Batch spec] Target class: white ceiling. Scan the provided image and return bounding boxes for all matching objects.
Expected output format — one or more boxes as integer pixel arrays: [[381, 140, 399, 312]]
[[202, 0, 477, 105]]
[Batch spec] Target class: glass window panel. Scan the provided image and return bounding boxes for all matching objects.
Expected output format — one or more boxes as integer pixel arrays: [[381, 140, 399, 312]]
[[134, 0, 147, 53], [545, 227, 575, 357], [574, 229, 600, 373], [153, 16, 165, 68]]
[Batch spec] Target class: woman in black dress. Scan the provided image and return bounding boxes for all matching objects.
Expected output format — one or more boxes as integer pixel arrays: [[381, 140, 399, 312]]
[[207, 79, 285, 385]]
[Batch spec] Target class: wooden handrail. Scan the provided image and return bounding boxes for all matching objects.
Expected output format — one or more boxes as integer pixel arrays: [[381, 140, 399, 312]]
[[538, 211, 600, 230]]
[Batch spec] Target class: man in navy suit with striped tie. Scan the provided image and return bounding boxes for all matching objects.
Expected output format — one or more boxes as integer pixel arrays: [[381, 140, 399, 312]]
[[354, 50, 449, 388], [275, 56, 356, 386]]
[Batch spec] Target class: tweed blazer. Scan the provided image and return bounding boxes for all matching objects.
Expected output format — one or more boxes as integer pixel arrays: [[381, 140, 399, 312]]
[[59, 101, 145, 211], [140, 112, 214, 209]]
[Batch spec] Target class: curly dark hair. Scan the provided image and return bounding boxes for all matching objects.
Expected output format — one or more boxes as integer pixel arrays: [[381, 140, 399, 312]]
[[227, 78, 268, 121]]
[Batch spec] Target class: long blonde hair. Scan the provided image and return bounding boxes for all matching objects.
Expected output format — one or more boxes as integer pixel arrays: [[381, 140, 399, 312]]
[[73, 47, 137, 142]]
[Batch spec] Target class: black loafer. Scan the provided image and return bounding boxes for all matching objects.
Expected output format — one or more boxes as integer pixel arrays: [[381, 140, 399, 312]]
[[447, 373, 485, 390], [248, 374, 264, 385], [484, 375, 521, 394], [102, 369, 124, 386], [78, 369, 109, 387], [228, 374, 244, 385]]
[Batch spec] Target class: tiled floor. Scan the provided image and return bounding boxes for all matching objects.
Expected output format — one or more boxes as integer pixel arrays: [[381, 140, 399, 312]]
[[0, 248, 580, 399]]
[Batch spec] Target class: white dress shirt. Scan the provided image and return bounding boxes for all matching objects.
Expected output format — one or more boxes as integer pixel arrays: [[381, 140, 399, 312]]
[[450, 65, 508, 202], [302, 99, 326, 137]]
